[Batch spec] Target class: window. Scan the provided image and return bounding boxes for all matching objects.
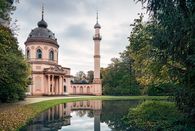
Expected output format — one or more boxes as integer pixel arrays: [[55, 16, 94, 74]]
[[73, 86, 76, 94], [64, 85, 66, 92], [36, 49, 42, 59], [49, 50, 54, 61], [80, 87, 83, 94], [27, 49, 30, 59], [87, 86, 90, 94]]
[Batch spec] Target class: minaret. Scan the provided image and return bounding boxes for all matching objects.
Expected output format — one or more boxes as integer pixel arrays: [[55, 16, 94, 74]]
[[93, 11, 102, 84]]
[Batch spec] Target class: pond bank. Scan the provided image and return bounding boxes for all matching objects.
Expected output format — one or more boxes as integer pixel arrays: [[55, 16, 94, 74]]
[[0, 96, 168, 130]]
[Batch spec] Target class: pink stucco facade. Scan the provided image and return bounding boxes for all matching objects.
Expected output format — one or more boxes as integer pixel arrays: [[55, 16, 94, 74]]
[[25, 11, 102, 96]]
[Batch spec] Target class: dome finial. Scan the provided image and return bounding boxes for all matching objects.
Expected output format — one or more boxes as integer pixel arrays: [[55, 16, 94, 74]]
[[37, 3, 48, 28], [42, 3, 44, 20]]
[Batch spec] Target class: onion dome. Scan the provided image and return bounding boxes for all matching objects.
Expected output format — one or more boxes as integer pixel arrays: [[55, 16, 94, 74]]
[[37, 19, 48, 28], [94, 22, 101, 29], [25, 5, 58, 47]]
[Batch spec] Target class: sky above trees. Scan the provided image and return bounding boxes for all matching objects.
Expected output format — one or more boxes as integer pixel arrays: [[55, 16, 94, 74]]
[[12, 0, 146, 74]]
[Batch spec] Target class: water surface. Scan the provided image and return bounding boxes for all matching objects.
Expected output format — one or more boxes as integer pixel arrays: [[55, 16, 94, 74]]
[[21, 100, 141, 131]]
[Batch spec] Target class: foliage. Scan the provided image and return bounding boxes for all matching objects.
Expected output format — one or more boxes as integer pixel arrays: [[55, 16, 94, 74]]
[[72, 71, 88, 84], [137, 0, 195, 119], [125, 100, 194, 130], [125, 14, 180, 96], [0, 0, 15, 25], [86, 70, 94, 84], [101, 58, 140, 96], [147, 83, 178, 96], [0, 26, 30, 102], [72, 70, 94, 84], [102, 13, 179, 96]]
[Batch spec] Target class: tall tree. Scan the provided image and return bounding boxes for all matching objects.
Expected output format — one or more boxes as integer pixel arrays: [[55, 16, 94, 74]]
[[125, 14, 177, 95], [138, 0, 195, 118], [0, 26, 30, 102], [0, 0, 30, 102], [0, 0, 15, 26], [101, 58, 140, 96]]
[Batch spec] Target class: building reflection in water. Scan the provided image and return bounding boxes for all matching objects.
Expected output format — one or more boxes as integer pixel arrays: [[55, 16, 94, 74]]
[[25, 100, 102, 131]]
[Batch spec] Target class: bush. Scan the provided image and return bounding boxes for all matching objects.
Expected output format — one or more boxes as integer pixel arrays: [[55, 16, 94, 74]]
[[125, 100, 194, 130], [175, 87, 195, 121], [147, 83, 177, 96], [103, 84, 141, 96]]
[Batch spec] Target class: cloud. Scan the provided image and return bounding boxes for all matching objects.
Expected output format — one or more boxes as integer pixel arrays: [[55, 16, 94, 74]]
[[12, 0, 147, 75], [63, 24, 91, 40], [60, 111, 111, 131]]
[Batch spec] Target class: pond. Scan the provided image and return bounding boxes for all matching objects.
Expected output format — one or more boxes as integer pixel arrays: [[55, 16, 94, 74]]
[[21, 100, 142, 131]]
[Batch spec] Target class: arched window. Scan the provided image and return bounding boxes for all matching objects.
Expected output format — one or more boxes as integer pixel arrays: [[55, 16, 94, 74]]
[[80, 87, 83, 94], [87, 86, 90, 94], [36, 49, 42, 59], [49, 50, 54, 61], [27, 49, 30, 59], [73, 86, 76, 94]]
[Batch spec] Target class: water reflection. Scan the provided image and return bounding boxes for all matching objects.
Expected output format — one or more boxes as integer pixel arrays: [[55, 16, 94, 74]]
[[22, 100, 140, 131]]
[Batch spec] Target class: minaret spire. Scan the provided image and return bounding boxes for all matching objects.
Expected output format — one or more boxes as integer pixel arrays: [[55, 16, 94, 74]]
[[96, 10, 99, 23], [94, 11, 101, 29]]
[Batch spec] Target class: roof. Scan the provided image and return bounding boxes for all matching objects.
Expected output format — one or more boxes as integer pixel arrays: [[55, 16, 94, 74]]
[[25, 5, 58, 46]]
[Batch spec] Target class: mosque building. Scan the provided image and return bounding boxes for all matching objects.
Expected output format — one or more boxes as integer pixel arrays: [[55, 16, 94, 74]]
[[25, 6, 102, 96]]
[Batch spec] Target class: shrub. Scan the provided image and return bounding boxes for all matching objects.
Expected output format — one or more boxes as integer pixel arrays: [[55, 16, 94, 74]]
[[125, 100, 194, 130], [175, 87, 195, 121]]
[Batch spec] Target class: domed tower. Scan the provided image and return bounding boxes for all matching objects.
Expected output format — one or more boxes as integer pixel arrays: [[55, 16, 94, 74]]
[[25, 6, 58, 64], [25, 5, 71, 96]]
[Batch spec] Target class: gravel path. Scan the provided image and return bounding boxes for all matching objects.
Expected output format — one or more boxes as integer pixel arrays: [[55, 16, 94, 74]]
[[18, 95, 96, 104]]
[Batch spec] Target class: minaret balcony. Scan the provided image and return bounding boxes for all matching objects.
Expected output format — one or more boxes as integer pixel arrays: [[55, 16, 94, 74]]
[[93, 35, 102, 40]]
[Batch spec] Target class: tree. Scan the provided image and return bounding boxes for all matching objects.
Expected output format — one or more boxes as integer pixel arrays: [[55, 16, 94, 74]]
[[0, 26, 30, 102], [0, 0, 15, 26], [101, 58, 140, 96], [86, 70, 94, 84], [137, 0, 195, 118], [125, 14, 178, 95], [72, 71, 88, 84], [0, 0, 30, 102]]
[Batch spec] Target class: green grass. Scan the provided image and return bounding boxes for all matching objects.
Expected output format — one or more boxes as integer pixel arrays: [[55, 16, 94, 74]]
[[0, 96, 168, 130]]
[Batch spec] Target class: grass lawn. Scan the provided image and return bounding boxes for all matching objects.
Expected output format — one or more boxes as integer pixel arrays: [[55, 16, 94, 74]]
[[0, 96, 168, 130]]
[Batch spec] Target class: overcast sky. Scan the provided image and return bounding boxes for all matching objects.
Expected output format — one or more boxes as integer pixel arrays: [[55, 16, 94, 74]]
[[12, 0, 146, 75]]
